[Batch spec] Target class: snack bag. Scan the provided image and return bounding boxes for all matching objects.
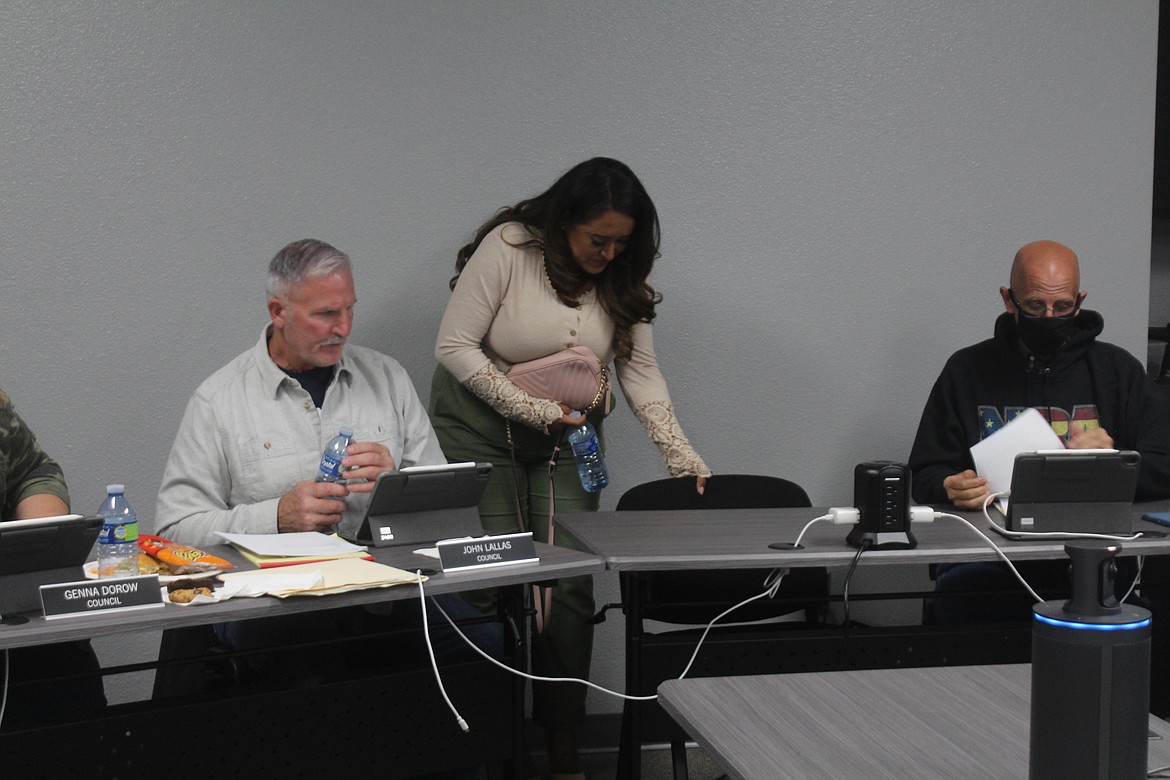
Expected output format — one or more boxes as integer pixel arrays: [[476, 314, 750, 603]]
[[138, 534, 233, 574]]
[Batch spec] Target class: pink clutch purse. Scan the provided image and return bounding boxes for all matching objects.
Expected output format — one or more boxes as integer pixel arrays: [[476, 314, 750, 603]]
[[505, 346, 611, 413]]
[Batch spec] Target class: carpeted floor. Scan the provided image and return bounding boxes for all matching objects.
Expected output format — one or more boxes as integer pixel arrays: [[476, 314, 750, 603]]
[[584, 744, 725, 779]]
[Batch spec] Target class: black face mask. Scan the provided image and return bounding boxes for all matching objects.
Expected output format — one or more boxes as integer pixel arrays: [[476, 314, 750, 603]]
[[1016, 314, 1075, 357]]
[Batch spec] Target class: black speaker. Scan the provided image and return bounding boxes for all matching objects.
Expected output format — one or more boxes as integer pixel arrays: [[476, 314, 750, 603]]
[[846, 461, 916, 550], [1030, 542, 1151, 779]]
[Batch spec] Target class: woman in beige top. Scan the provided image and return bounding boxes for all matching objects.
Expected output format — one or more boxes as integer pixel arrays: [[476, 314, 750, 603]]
[[429, 157, 710, 779]]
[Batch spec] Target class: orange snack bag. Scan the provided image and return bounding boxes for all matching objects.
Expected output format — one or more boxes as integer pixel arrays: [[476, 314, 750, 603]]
[[138, 534, 233, 574]]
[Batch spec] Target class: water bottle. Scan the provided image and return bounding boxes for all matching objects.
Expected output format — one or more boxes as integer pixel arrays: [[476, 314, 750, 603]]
[[97, 484, 139, 578], [316, 426, 354, 484], [567, 418, 609, 492]]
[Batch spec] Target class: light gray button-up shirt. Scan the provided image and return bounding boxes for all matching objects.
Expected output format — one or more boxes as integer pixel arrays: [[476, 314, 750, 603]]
[[155, 327, 446, 547]]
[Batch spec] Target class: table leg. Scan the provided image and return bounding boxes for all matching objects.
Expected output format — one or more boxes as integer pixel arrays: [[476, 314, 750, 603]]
[[619, 571, 644, 780], [499, 583, 527, 779]]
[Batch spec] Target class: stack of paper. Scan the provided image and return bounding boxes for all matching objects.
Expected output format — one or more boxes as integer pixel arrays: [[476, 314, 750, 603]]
[[215, 531, 373, 568], [221, 558, 424, 598], [970, 408, 1065, 513]]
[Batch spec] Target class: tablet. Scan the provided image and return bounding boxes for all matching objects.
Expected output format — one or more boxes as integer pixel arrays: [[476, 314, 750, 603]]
[[0, 514, 104, 616], [0, 514, 103, 576], [1006, 450, 1139, 534], [349, 462, 491, 547]]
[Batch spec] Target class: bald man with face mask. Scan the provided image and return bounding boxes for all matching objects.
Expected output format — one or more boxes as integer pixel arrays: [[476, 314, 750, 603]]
[[908, 240, 1170, 622]]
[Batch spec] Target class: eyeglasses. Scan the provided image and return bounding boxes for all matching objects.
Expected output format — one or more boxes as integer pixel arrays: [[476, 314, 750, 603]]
[[1008, 288, 1083, 319]]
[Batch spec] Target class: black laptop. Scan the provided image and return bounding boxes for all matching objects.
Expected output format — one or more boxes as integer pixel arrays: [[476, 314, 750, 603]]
[[0, 514, 104, 616], [348, 462, 491, 548], [1003, 450, 1140, 534]]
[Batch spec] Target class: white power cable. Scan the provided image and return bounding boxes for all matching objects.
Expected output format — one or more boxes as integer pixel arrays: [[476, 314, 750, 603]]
[[426, 502, 1131, 732], [420, 508, 862, 723], [933, 496, 1042, 603], [419, 550, 807, 721], [423, 576, 655, 702], [1123, 556, 1144, 604], [791, 514, 831, 548], [415, 572, 469, 732], [977, 494, 1145, 603], [674, 568, 788, 681], [981, 493, 1143, 542], [0, 648, 7, 730], [791, 508, 860, 548], [428, 579, 786, 703]]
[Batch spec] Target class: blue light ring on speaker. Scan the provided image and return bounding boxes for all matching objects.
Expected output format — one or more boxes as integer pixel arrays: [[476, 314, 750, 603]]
[[1032, 602, 1152, 646], [1033, 612, 1150, 631]]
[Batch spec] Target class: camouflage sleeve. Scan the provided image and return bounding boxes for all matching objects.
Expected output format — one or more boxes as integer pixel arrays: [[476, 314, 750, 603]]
[[0, 391, 70, 518]]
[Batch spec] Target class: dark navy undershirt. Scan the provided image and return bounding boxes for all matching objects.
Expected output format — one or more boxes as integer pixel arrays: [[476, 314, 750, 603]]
[[282, 365, 335, 409]]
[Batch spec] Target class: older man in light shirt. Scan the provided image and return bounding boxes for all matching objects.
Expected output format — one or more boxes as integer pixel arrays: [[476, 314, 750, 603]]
[[157, 239, 445, 545], [155, 241, 498, 735]]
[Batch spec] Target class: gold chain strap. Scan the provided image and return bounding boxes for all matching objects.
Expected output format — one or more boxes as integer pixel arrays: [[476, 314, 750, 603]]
[[583, 363, 610, 413]]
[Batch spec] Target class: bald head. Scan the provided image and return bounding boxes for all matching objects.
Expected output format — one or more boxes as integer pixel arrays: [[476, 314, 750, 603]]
[[1000, 240, 1085, 318], [1010, 240, 1079, 291]]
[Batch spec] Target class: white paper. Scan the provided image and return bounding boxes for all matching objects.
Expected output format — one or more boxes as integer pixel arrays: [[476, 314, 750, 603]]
[[169, 569, 325, 606], [214, 531, 367, 557], [221, 558, 420, 597], [399, 461, 477, 474], [413, 536, 479, 559], [219, 568, 326, 594], [970, 408, 1064, 509]]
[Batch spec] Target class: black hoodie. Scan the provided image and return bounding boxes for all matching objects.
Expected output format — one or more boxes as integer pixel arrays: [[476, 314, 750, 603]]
[[908, 310, 1170, 504]]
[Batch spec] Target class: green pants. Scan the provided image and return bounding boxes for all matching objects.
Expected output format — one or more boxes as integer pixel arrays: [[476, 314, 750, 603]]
[[429, 365, 601, 732]]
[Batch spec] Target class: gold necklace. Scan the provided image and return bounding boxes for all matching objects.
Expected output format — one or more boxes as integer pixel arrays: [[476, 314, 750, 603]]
[[542, 247, 591, 301]]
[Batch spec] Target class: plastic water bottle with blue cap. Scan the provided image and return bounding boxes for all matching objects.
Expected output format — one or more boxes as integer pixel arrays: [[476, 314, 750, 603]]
[[566, 413, 609, 492], [97, 484, 140, 578], [317, 426, 354, 485]]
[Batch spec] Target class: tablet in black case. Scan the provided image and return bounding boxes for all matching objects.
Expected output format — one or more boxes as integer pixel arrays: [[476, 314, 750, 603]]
[[1007, 450, 1139, 534], [349, 462, 491, 548], [0, 515, 104, 616]]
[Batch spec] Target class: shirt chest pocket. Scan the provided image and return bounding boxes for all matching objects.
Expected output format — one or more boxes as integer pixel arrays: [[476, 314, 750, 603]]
[[231, 434, 304, 503], [350, 422, 403, 464]]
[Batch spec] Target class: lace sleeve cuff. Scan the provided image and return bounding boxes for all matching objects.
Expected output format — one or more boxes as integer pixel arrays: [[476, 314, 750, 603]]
[[633, 400, 712, 478], [463, 363, 564, 431]]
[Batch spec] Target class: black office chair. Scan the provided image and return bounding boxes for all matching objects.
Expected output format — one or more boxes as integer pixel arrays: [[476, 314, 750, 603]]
[[615, 474, 832, 779]]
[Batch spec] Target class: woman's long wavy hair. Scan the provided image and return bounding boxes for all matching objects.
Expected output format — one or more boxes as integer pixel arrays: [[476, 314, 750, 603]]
[[450, 157, 662, 360]]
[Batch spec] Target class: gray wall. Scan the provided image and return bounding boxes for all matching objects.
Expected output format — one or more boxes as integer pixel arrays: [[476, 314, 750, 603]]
[[1, 1, 1158, 715]]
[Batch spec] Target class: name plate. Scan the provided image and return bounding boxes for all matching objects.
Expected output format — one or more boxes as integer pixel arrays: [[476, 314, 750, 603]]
[[438, 532, 538, 572], [40, 575, 165, 619]]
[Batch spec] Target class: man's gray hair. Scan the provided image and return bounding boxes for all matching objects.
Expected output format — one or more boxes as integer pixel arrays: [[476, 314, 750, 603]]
[[267, 239, 351, 298]]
